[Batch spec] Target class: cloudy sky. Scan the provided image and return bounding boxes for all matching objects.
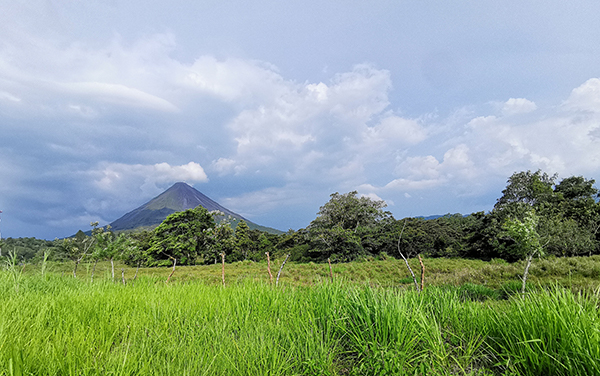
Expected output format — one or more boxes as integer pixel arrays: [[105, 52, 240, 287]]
[[2, 1, 600, 239]]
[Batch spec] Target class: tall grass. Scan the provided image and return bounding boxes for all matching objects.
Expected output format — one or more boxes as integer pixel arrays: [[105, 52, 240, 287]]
[[0, 272, 598, 375]]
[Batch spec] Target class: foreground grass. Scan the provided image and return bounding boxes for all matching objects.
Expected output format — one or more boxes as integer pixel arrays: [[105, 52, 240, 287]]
[[1, 271, 599, 375]]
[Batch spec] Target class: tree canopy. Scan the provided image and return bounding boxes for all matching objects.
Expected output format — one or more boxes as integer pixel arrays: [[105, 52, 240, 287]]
[[145, 206, 215, 266]]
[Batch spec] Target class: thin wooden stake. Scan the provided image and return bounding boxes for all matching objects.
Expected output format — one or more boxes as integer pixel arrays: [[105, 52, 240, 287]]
[[418, 254, 425, 291], [276, 254, 290, 287], [328, 258, 334, 281], [121, 268, 126, 285], [167, 258, 176, 283], [221, 252, 226, 287], [133, 262, 140, 284], [266, 252, 273, 284]]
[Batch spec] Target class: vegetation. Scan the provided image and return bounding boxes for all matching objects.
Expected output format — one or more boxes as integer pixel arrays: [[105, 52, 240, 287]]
[[3, 170, 599, 271], [0, 267, 598, 375], [0, 169, 598, 374]]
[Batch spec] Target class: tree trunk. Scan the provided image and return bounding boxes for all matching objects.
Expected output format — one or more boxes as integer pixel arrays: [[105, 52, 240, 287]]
[[121, 269, 126, 285], [328, 258, 334, 281], [276, 254, 290, 287], [397, 221, 420, 292], [522, 253, 534, 295], [73, 260, 79, 278]]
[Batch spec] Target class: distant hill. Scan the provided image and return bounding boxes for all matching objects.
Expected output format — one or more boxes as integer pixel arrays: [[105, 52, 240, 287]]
[[109, 182, 283, 235]]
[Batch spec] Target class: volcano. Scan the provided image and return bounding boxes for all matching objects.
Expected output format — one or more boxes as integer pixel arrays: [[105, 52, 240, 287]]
[[109, 182, 282, 234]]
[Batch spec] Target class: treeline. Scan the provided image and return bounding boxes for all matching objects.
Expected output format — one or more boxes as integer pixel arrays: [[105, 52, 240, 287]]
[[2, 170, 599, 269]]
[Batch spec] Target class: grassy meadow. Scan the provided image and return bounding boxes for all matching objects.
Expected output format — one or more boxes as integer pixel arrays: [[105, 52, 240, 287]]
[[2, 256, 600, 375]]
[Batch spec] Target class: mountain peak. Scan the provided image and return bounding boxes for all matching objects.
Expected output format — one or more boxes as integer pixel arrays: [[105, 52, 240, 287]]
[[109, 182, 245, 231], [108, 182, 283, 234]]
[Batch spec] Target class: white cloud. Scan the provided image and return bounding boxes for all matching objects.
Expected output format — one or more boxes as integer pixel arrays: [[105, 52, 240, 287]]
[[0, 91, 21, 102], [563, 78, 600, 112], [184, 56, 286, 103], [211, 64, 395, 184], [94, 161, 208, 192], [364, 115, 428, 146], [502, 98, 537, 115], [60, 82, 178, 112]]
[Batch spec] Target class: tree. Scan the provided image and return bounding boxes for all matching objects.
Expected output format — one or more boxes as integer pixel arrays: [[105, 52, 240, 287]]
[[308, 191, 390, 261], [554, 176, 600, 244], [495, 170, 557, 210], [123, 231, 153, 267], [492, 171, 600, 259], [204, 221, 236, 264], [232, 220, 256, 261], [146, 206, 215, 266], [310, 191, 389, 231], [502, 210, 545, 294], [61, 223, 99, 278], [91, 225, 118, 281]]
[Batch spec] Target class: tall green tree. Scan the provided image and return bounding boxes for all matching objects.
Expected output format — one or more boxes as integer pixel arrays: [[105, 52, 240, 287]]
[[308, 191, 390, 261], [146, 206, 215, 266], [205, 221, 236, 264], [494, 170, 557, 210], [231, 220, 257, 261], [492, 170, 600, 258]]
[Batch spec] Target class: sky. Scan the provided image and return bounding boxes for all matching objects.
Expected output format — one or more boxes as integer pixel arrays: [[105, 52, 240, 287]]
[[1, 1, 600, 239]]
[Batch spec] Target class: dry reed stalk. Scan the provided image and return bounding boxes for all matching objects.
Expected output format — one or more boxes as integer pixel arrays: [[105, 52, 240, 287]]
[[221, 252, 226, 287], [91, 260, 97, 282], [276, 254, 290, 287], [133, 262, 140, 284], [266, 252, 273, 284], [328, 258, 334, 281], [418, 254, 425, 291]]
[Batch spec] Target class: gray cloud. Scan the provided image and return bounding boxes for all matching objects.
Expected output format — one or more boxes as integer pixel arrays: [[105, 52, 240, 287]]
[[2, 1, 600, 238]]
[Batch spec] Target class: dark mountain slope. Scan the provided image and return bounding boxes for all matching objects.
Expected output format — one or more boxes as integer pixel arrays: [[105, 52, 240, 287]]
[[109, 182, 282, 234]]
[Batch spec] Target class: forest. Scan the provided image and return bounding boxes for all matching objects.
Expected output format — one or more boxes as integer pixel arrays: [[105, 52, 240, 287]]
[[1, 170, 599, 273]]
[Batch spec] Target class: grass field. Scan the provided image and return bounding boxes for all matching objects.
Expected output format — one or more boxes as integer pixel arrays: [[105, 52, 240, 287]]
[[30, 254, 600, 293], [2, 256, 600, 375]]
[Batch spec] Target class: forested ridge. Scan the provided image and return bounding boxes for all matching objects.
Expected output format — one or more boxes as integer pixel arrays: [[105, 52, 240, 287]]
[[2, 170, 599, 268]]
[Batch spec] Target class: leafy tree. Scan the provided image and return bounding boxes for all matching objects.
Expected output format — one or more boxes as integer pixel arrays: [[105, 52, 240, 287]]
[[310, 191, 389, 231], [146, 206, 215, 266], [91, 225, 119, 280], [122, 231, 153, 267], [61, 223, 99, 277], [232, 220, 256, 261], [308, 191, 390, 261], [495, 170, 557, 210], [492, 170, 600, 258], [205, 221, 236, 264], [554, 176, 600, 245], [502, 210, 544, 294], [258, 233, 274, 257]]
